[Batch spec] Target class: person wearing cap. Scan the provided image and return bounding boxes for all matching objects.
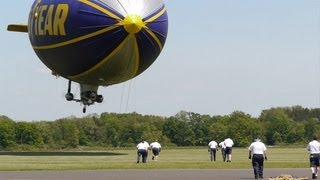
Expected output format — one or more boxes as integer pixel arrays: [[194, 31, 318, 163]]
[[307, 135, 320, 179], [224, 137, 234, 162], [150, 140, 161, 161], [136, 139, 150, 163], [248, 138, 267, 180], [208, 140, 219, 161]]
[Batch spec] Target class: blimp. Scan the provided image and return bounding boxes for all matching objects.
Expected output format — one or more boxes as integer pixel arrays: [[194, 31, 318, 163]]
[[7, 0, 168, 113]]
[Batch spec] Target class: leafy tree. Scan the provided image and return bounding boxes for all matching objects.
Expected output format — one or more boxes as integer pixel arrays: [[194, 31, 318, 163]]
[[0, 116, 16, 148], [36, 122, 54, 146], [208, 121, 228, 143], [64, 122, 79, 148], [30, 123, 45, 147], [286, 123, 305, 143], [56, 119, 79, 148], [260, 108, 292, 145], [227, 111, 259, 147], [304, 118, 320, 140], [15, 122, 43, 146], [76, 117, 99, 146], [189, 112, 210, 146], [285, 105, 310, 122], [5, 106, 320, 150], [163, 117, 195, 146]]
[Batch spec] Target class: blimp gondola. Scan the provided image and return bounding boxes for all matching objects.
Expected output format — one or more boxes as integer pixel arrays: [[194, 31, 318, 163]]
[[7, 0, 168, 113]]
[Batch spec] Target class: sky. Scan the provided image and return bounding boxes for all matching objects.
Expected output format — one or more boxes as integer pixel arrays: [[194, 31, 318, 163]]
[[1, 0, 320, 121]]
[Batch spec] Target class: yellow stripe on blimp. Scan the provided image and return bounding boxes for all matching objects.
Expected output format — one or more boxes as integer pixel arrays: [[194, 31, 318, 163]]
[[145, 28, 163, 50], [33, 25, 119, 50], [69, 34, 138, 79], [33, 0, 123, 50], [131, 34, 140, 77], [78, 0, 122, 20], [144, 8, 167, 50], [69, 7, 167, 78], [145, 8, 167, 23]]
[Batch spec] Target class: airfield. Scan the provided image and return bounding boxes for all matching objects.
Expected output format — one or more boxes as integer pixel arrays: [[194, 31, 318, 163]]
[[0, 147, 312, 179]]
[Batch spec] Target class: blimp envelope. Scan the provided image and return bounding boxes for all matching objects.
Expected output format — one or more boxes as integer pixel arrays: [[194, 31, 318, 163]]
[[28, 0, 168, 86]]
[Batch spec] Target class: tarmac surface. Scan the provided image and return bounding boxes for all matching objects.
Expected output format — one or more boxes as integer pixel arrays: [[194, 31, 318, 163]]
[[0, 168, 311, 180]]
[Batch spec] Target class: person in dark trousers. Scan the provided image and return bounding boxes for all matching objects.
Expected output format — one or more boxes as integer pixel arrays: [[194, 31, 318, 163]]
[[248, 138, 267, 180], [307, 135, 320, 179], [136, 139, 150, 163], [219, 141, 226, 162], [150, 140, 161, 161], [208, 140, 218, 161]]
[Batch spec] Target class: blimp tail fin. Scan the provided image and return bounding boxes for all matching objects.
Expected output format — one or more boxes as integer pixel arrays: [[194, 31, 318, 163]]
[[7, 24, 28, 33]]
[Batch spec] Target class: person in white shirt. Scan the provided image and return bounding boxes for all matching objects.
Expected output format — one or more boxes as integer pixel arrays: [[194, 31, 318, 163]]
[[208, 140, 218, 161], [136, 139, 150, 163], [224, 138, 234, 162], [150, 140, 161, 161], [307, 136, 320, 179], [248, 138, 267, 180], [219, 141, 226, 162]]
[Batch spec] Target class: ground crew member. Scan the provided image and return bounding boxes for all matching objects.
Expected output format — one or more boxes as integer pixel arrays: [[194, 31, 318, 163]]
[[150, 140, 161, 161], [224, 137, 234, 162], [208, 140, 218, 161], [136, 139, 149, 163], [219, 141, 226, 162], [248, 138, 267, 180], [307, 135, 320, 179]]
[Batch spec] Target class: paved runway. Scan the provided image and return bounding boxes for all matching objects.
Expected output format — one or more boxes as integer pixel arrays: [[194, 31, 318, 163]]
[[0, 169, 311, 180]]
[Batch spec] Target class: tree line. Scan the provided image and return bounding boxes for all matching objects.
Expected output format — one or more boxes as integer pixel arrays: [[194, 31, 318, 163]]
[[0, 105, 320, 150]]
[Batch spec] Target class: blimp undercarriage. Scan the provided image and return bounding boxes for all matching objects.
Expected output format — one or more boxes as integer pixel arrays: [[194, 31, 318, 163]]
[[65, 80, 103, 113]]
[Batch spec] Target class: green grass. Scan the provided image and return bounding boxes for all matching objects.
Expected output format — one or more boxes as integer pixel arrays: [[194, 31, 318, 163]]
[[0, 147, 310, 171]]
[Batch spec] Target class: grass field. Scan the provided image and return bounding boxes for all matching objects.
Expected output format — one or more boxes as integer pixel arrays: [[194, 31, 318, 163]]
[[0, 147, 310, 171]]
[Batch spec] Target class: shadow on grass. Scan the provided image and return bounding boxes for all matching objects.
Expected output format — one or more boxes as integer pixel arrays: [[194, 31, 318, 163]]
[[0, 151, 128, 156]]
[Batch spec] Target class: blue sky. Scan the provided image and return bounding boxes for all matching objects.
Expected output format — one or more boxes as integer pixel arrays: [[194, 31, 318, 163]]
[[1, 0, 320, 121]]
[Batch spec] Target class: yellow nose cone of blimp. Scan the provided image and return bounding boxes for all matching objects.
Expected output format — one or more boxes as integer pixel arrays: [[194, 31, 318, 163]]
[[121, 14, 145, 34]]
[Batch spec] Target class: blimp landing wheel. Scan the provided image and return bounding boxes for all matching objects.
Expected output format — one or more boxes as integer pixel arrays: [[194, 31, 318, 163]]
[[83, 107, 86, 113]]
